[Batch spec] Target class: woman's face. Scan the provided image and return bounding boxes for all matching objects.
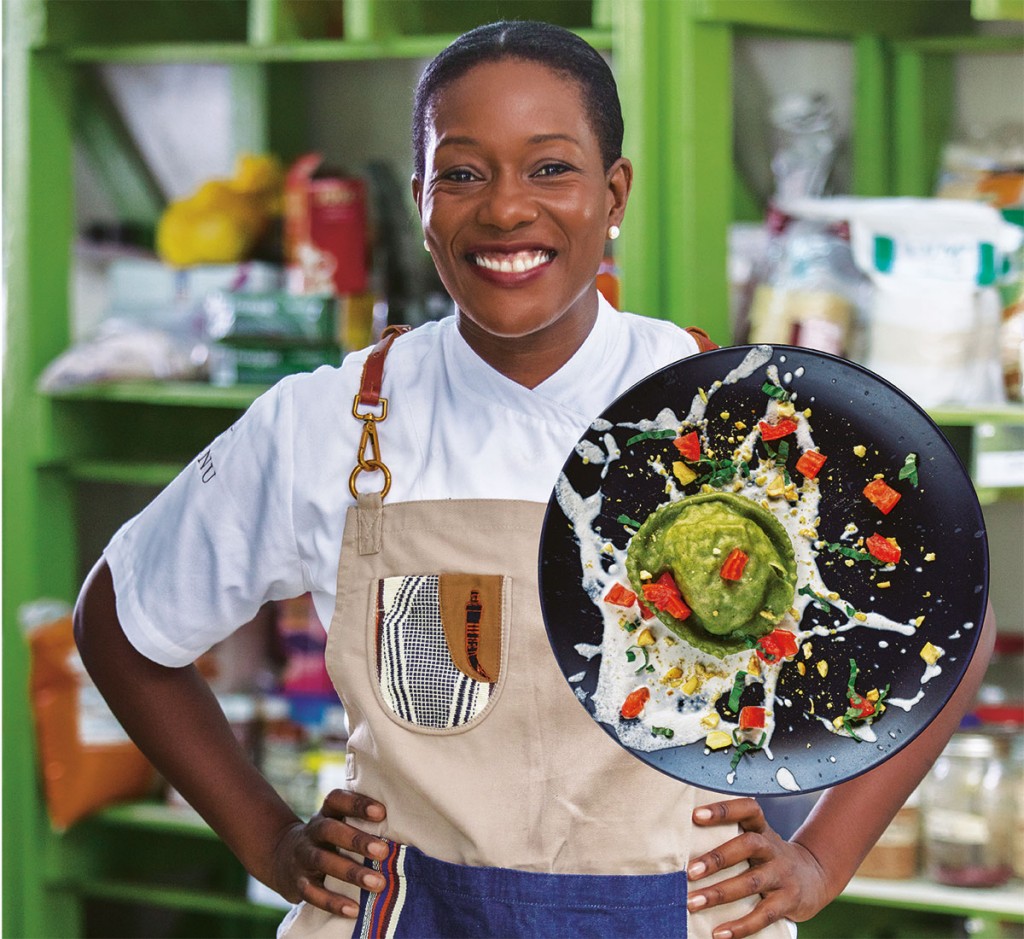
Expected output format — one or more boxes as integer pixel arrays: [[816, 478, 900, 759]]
[[413, 58, 631, 357]]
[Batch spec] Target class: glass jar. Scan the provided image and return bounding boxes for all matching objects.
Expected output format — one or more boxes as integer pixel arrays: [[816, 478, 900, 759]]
[[921, 732, 1013, 888], [1011, 734, 1024, 881]]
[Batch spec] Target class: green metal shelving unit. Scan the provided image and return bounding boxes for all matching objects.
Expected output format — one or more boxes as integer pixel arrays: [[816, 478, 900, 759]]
[[4, 1, 1021, 937]]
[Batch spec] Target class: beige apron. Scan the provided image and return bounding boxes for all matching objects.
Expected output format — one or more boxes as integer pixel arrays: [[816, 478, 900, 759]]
[[279, 493, 793, 939]]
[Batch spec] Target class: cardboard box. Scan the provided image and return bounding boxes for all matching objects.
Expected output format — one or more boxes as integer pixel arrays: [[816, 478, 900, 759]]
[[208, 343, 342, 386], [285, 153, 368, 297], [204, 291, 339, 346]]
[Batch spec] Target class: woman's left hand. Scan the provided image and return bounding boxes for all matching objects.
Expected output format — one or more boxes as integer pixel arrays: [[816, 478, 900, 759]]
[[686, 798, 830, 939]]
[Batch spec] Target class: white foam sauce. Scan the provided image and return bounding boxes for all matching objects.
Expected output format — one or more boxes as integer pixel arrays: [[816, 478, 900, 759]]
[[559, 350, 941, 792], [776, 767, 801, 791]]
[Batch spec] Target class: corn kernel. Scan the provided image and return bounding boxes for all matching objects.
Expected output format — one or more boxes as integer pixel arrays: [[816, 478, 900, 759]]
[[705, 731, 733, 750], [636, 628, 655, 647], [701, 712, 720, 729], [817, 660, 829, 678], [672, 461, 697, 485], [682, 676, 699, 695], [920, 642, 943, 666], [853, 445, 867, 458], [663, 667, 683, 682]]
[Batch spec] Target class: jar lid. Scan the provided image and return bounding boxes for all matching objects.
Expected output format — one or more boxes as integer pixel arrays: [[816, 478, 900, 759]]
[[945, 733, 1000, 758], [217, 693, 257, 722]]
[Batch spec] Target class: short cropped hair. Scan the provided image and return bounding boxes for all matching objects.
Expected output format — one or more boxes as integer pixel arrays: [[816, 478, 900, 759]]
[[412, 20, 624, 178]]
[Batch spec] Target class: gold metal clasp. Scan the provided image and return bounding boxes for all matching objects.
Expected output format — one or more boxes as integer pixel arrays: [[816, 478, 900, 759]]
[[349, 394, 393, 498]]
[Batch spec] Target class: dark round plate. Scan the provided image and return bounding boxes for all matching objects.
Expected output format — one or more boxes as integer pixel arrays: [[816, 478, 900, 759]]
[[539, 345, 989, 796]]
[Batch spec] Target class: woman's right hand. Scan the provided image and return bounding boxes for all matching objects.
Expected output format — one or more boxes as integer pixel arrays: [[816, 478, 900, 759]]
[[271, 788, 390, 917]]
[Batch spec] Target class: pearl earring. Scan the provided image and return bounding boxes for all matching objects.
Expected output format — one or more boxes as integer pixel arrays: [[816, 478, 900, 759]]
[[423, 239, 430, 252], [607, 225, 621, 241]]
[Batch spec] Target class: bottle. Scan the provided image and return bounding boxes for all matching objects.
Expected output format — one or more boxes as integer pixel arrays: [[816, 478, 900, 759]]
[[314, 704, 349, 809], [921, 731, 1013, 888], [258, 694, 307, 813], [596, 255, 620, 309]]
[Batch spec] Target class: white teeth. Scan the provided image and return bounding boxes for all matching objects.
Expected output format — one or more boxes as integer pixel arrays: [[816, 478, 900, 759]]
[[473, 250, 552, 274]]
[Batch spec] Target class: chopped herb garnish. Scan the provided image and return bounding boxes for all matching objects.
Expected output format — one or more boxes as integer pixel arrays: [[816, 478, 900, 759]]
[[652, 726, 675, 739], [898, 453, 920, 487], [625, 644, 650, 674], [798, 585, 832, 613], [762, 381, 792, 402], [617, 514, 642, 529], [729, 731, 767, 770], [840, 658, 891, 741], [824, 541, 875, 563], [728, 670, 747, 712], [695, 457, 738, 488], [626, 429, 678, 446]]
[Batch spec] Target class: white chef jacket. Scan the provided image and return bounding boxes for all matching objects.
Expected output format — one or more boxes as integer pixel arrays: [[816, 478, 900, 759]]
[[105, 296, 700, 667]]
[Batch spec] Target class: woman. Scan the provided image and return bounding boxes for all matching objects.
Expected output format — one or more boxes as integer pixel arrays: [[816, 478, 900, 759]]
[[75, 20, 993, 939]]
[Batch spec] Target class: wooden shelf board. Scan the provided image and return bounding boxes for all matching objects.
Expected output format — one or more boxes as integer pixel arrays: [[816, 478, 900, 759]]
[[61, 28, 612, 64], [46, 380, 268, 409], [69, 877, 284, 920], [842, 875, 1024, 920], [927, 404, 1024, 426]]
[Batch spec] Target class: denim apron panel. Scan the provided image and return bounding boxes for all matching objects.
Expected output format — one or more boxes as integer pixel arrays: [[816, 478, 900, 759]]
[[354, 840, 687, 939]]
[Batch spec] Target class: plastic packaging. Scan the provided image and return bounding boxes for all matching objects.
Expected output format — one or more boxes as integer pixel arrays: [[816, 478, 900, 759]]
[[746, 218, 867, 358], [22, 600, 157, 830]]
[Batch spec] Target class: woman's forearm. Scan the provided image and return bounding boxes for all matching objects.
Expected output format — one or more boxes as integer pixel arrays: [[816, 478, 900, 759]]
[[791, 600, 997, 898], [73, 560, 302, 892]]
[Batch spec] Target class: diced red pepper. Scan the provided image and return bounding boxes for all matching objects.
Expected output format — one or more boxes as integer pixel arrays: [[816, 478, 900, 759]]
[[863, 478, 901, 515], [641, 571, 692, 622], [720, 548, 749, 581], [673, 431, 701, 462], [759, 418, 798, 441], [739, 706, 766, 730], [848, 694, 876, 719], [603, 582, 637, 607], [755, 628, 799, 664], [795, 449, 828, 479], [621, 686, 650, 719], [638, 600, 656, 621], [865, 533, 902, 565]]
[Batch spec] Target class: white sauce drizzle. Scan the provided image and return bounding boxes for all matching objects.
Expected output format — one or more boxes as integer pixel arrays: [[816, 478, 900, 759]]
[[776, 767, 801, 791]]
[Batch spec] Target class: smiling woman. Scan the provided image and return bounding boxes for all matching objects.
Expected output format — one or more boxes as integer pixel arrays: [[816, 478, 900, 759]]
[[73, 18, 994, 939], [413, 49, 631, 386]]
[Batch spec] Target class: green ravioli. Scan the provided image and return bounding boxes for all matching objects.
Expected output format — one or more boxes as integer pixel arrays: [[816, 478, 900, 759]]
[[625, 492, 797, 658]]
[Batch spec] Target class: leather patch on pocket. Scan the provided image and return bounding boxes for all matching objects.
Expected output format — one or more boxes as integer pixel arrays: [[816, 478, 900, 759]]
[[438, 573, 502, 683]]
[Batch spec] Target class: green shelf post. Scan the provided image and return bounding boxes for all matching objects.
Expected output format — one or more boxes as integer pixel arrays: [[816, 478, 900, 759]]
[[892, 42, 956, 196], [852, 34, 893, 196], [3, 1, 83, 937], [616, 0, 732, 342]]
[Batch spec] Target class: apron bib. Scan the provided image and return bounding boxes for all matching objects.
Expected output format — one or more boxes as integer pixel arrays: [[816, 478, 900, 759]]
[[279, 326, 792, 938]]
